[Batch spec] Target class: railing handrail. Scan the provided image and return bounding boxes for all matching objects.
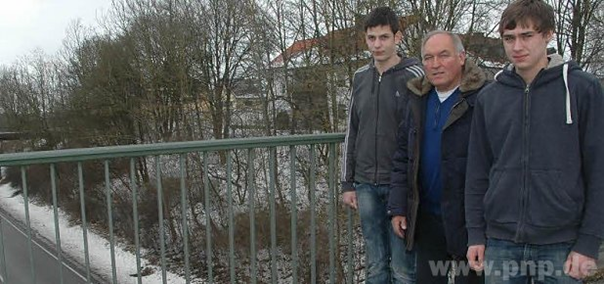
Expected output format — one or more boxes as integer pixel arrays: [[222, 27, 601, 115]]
[[0, 133, 346, 166]]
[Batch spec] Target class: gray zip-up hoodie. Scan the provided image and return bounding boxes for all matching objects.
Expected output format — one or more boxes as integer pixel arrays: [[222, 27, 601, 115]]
[[341, 57, 424, 192], [465, 54, 604, 259]]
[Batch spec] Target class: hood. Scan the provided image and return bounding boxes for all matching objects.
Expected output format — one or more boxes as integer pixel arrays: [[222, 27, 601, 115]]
[[407, 59, 486, 97], [494, 53, 566, 79], [494, 53, 579, 125], [370, 54, 422, 74]]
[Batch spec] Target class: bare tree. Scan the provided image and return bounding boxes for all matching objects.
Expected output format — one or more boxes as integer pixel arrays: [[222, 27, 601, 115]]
[[550, 0, 604, 76]]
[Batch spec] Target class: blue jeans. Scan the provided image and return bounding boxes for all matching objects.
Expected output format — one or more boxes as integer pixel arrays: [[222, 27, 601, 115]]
[[484, 238, 580, 284], [356, 183, 416, 283]]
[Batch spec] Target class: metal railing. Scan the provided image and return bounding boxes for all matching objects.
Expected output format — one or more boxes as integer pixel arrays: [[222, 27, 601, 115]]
[[0, 133, 361, 283]]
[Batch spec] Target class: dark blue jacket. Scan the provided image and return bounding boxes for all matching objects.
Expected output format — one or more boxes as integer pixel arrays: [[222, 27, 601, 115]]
[[465, 55, 604, 259], [388, 59, 487, 257]]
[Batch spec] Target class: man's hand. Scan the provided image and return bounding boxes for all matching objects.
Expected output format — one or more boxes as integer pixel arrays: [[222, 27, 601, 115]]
[[342, 191, 357, 210], [467, 245, 485, 272], [564, 251, 597, 280], [391, 216, 407, 239]]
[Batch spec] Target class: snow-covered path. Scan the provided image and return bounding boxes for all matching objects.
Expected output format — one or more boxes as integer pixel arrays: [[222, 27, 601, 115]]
[[0, 183, 188, 283]]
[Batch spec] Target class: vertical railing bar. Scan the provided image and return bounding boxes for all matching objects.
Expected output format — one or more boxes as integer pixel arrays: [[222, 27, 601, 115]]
[[328, 143, 336, 283], [77, 162, 91, 282], [104, 161, 118, 284], [347, 207, 354, 283], [156, 156, 167, 284], [0, 215, 7, 282], [227, 151, 235, 283], [179, 155, 191, 284], [203, 152, 213, 282], [50, 164, 64, 283], [248, 149, 257, 283], [289, 145, 297, 284], [310, 145, 317, 283], [131, 158, 142, 284], [269, 147, 277, 283], [21, 167, 35, 283]]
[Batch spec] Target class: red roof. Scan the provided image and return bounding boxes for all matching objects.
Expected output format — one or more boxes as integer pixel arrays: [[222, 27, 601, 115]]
[[271, 38, 322, 65], [271, 15, 421, 66]]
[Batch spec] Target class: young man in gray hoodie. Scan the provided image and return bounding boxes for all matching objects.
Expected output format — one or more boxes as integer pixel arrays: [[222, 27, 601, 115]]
[[341, 6, 423, 284], [465, 0, 603, 283]]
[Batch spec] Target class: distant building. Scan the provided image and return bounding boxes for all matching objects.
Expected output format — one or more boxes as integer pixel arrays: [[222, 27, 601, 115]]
[[233, 16, 507, 132]]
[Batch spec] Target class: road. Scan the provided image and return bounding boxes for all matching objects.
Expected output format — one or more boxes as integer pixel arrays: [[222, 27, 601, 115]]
[[0, 210, 102, 283]]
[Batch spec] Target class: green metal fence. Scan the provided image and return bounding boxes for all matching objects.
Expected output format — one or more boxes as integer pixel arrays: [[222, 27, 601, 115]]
[[0, 133, 361, 283]]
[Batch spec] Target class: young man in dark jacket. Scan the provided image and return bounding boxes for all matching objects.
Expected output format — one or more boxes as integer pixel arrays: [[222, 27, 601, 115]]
[[388, 30, 486, 283], [465, 0, 603, 283], [341, 6, 423, 284]]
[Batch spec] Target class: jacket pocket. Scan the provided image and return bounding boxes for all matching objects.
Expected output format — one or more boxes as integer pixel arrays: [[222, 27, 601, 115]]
[[483, 168, 521, 224], [527, 170, 580, 228]]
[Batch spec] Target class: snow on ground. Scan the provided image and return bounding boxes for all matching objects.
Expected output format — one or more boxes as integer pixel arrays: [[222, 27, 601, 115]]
[[0, 183, 188, 284]]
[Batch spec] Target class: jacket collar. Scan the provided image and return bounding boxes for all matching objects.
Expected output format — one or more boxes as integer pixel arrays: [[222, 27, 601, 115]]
[[370, 54, 422, 74], [407, 59, 486, 97], [499, 53, 565, 73], [493, 53, 577, 86], [494, 53, 579, 125]]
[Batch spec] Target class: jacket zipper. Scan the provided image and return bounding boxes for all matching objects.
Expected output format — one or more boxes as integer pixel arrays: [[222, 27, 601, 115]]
[[444, 97, 464, 130], [516, 84, 531, 242], [374, 72, 382, 184]]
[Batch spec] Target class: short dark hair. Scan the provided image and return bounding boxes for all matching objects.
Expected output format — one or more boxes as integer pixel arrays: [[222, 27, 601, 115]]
[[499, 0, 555, 35], [364, 7, 400, 34]]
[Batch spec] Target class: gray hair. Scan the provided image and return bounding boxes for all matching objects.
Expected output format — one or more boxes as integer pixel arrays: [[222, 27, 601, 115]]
[[420, 30, 465, 57]]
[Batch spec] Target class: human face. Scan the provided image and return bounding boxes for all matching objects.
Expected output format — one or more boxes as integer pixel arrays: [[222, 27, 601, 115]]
[[502, 24, 552, 83], [365, 25, 402, 67], [422, 33, 465, 92]]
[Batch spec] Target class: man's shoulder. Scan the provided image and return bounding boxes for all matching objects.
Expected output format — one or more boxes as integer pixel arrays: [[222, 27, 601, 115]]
[[353, 64, 372, 76], [351, 64, 372, 87], [397, 57, 424, 78], [400, 64, 424, 79], [568, 68, 602, 89], [475, 81, 504, 102], [350, 64, 373, 91]]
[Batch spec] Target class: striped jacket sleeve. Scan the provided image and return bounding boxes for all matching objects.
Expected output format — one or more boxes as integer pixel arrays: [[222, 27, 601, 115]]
[[341, 85, 358, 192]]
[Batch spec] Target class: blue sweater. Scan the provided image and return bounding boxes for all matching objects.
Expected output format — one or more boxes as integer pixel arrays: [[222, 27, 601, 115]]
[[420, 88, 460, 215]]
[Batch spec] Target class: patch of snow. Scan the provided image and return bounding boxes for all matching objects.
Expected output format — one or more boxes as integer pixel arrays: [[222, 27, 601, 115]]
[[0, 183, 189, 284]]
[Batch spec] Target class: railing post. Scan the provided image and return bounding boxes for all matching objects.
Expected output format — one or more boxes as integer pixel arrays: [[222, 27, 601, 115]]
[[179, 154, 191, 284], [227, 151, 235, 283], [347, 207, 354, 283], [77, 162, 91, 283], [50, 164, 64, 283], [328, 143, 336, 283], [290, 145, 298, 284], [248, 149, 257, 283], [155, 156, 167, 284], [0, 215, 8, 282], [104, 161, 118, 284], [131, 158, 142, 284], [203, 152, 213, 282], [310, 145, 317, 283], [21, 167, 35, 283], [269, 147, 277, 283]]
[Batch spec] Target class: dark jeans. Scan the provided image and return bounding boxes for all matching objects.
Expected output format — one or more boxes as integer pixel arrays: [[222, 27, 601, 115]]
[[416, 211, 483, 284], [356, 183, 417, 283], [484, 238, 580, 284]]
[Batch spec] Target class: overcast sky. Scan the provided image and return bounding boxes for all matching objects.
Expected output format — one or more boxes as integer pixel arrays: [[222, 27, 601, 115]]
[[0, 0, 112, 66]]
